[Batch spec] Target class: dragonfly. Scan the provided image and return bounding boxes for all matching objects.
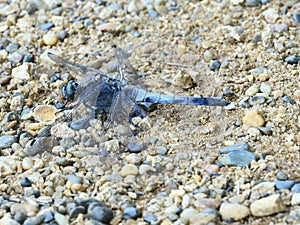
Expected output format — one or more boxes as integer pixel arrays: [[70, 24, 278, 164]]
[[48, 46, 229, 133], [27, 46, 229, 156]]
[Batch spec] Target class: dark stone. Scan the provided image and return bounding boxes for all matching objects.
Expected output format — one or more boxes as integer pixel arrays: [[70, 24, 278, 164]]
[[210, 60, 221, 71], [20, 177, 32, 187], [285, 55, 300, 65], [5, 43, 20, 53], [69, 206, 86, 218], [144, 214, 157, 223], [282, 96, 295, 104], [123, 207, 140, 220], [40, 23, 55, 31], [218, 150, 256, 167], [127, 142, 146, 153], [90, 206, 113, 223], [293, 13, 300, 23], [23, 54, 34, 63], [14, 212, 27, 223]]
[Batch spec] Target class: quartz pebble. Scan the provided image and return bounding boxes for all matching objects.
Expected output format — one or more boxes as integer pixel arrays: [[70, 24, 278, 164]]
[[243, 109, 265, 127], [220, 203, 250, 220], [43, 33, 58, 46], [250, 194, 286, 216]]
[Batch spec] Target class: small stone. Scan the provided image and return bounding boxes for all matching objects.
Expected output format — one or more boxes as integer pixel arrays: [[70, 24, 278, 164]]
[[293, 13, 300, 23], [285, 55, 300, 65], [12, 63, 32, 81], [282, 95, 295, 104], [262, 8, 279, 23], [40, 22, 55, 31], [124, 206, 140, 219], [220, 141, 248, 154], [20, 177, 32, 187], [246, 0, 260, 7], [203, 50, 213, 62], [98, 22, 124, 33], [172, 71, 194, 89], [292, 193, 300, 206], [212, 175, 228, 189], [249, 96, 266, 106], [22, 157, 34, 170], [0, 216, 21, 225], [258, 126, 273, 135], [120, 164, 139, 176], [190, 209, 219, 224], [127, 142, 145, 153], [245, 84, 260, 96], [43, 33, 58, 46], [220, 203, 250, 220], [275, 180, 295, 190], [252, 182, 275, 192], [148, 9, 159, 18], [210, 60, 221, 71], [144, 214, 157, 223], [180, 207, 199, 224], [205, 164, 220, 174], [23, 215, 44, 225], [139, 164, 156, 175], [218, 150, 256, 167], [69, 206, 86, 219], [0, 135, 17, 148], [6, 42, 20, 53], [176, 45, 186, 55], [14, 212, 27, 223], [276, 171, 288, 180], [90, 206, 113, 223], [243, 109, 265, 127], [54, 212, 68, 225], [250, 194, 286, 216], [23, 54, 34, 63], [291, 183, 300, 193], [8, 52, 24, 64]]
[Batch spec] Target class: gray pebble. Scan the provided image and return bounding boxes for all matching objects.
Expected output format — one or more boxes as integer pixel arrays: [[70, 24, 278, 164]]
[[23, 215, 44, 225], [127, 142, 145, 153], [249, 96, 266, 106], [144, 214, 157, 223], [2, 112, 18, 123], [60, 137, 76, 149], [220, 141, 248, 154], [276, 171, 288, 180], [23, 54, 34, 63], [275, 180, 295, 190], [148, 9, 159, 18], [69, 206, 86, 218], [14, 212, 27, 223], [134, 31, 142, 37], [54, 212, 68, 225], [25, 2, 37, 15], [282, 96, 295, 104], [40, 22, 54, 31], [0, 135, 17, 148], [260, 82, 271, 95], [75, 197, 99, 209], [21, 108, 33, 120], [8, 51, 24, 64], [246, 0, 260, 6], [293, 13, 300, 23], [66, 174, 83, 184], [90, 206, 113, 223], [59, 30, 68, 41], [84, 19, 94, 27], [219, 150, 256, 167], [291, 183, 300, 193], [210, 60, 221, 71], [6, 43, 20, 53], [123, 206, 140, 219], [20, 177, 32, 187], [258, 126, 273, 135], [285, 55, 300, 65]]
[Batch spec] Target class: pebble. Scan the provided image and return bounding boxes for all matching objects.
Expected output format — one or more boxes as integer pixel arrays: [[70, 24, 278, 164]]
[[220, 141, 248, 154], [69, 206, 86, 218], [20, 177, 32, 187], [275, 180, 295, 190], [246, 0, 260, 6], [258, 126, 273, 135], [0, 135, 17, 148], [276, 171, 288, 180], [54, 212, 68, 225], [179, 207, 199, 224], [144, 214, 157, 223], [190, 209, 219, 224], [23, 215, 44, 225], [262, 8, 279, 23], [23, 54, 34, 63], [0, 215, 20, 225], [243, 109, 265, 127], [120, 164, 139, 176], [40, 22, 55, 31], [203, 50, 213, 62], [12, 64, 31, 81], [43, 33, 59, 46], [127, 142, 145, 153], [285, 55, 300, 65], [245, 84, 260, 96], [210, 60, 221, 71], [218, 150, 256, 167], [22, 157, 34, 170], [293, 13, 300, 23], [8, 52, 24, 64], [250, 194, 286, 216], [249, 96, 266, 106], [219, 203, 250, 220], [90, 206, 113, 223], [14, 212, 27, 223], [212, 175, 228, 189], [252, 181, 275, 192], [5, 42, 20, 53], [291, 183, 300, 193], [282, 95, 295, 104], [291, 193, 300, 206], [123, 206, 140, 219]]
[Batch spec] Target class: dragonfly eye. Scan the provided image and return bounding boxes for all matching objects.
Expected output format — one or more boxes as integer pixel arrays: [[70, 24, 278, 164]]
[[61, 80, 78, 100]]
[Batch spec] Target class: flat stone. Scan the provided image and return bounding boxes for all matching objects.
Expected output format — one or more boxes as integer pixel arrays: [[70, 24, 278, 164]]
[[218, 150, 256, 167], [12, 63, 32, 81], [220, 141, 248, 153], [54, 212, 68, 225], [180, 207, 199, 224], [291, 183, 300, 193], [252, 182, 275, 192], [275, 180, 295, 190], [220, 203, 250, 220], [0, 215, 22, 225], [250, 194, 286, 217], [0, 135, 17, 148]]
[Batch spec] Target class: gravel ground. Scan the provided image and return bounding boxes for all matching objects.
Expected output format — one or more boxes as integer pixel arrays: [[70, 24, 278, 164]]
[[0, 0, 300, 224]]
